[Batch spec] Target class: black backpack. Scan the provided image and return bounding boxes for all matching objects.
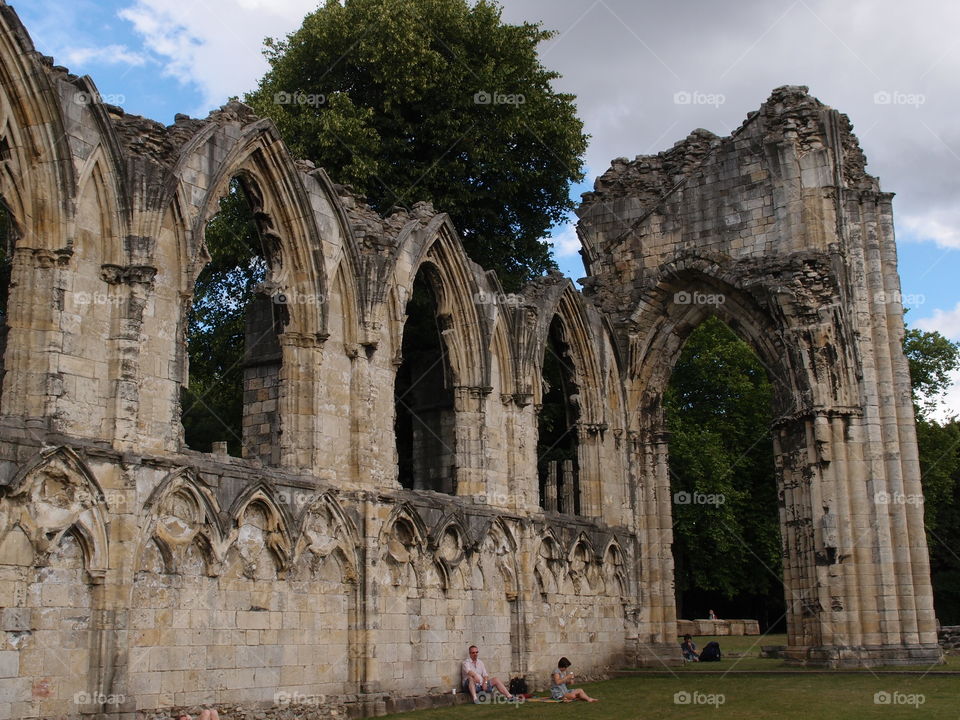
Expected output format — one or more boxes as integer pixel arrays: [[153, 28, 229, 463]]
[[509, 677, 529, 695], [699, 641, 721, 662]]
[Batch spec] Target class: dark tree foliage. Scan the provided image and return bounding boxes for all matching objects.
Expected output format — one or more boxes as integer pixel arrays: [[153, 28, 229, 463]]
[[536, 320, 580, 513], [0, 203, 12, 319], [394, 270, 454, 491], [245, 0, 588, 290], [182, 179, 266, 455], [905, 326, 960, 623], [665, 317, 783, 627]]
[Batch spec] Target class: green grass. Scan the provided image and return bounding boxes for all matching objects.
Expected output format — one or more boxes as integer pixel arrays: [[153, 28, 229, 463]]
[[384, 634, 959, 719], [387, 673, 958, 719]]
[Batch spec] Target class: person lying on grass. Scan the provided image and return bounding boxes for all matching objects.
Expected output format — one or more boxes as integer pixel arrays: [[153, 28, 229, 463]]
[[550, 657, 598, 702]]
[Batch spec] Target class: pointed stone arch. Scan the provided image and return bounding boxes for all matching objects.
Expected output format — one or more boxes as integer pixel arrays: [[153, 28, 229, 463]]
[[226, 483, 294, 577], [392, 216, 496, 497], [167, 110, 331, 466], [0, 5, 75, 247], [534, 530, 565, 597], [567, 533, 599, 596], [579, 86, 938, 665], [137, 467, 224, 576], [0, 446, 109, 580], [380, 503, 428, 586], [294, 491, 361, 583], [601, 538, 629, 599]]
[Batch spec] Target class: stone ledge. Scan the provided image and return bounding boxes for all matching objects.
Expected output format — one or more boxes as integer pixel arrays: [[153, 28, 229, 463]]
[[677, 619, 760, 636]]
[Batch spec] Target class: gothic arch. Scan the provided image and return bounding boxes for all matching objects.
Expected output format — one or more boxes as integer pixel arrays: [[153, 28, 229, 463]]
[[533, 284, 606, 428], [226, 483, 294, 575], [175, 117, 328, 339], [396, 216, 490, 390], [602, 539, 629, 598], [0, 446, 109, 579], [534, 530, 565, 596], [0, 5, 75, 248], [137, 467, 223, 576], [294, 491, 360, 583], [626, 259, 801, 424]]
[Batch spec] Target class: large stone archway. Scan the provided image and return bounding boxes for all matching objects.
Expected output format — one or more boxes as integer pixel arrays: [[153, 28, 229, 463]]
[[577, 85, 939, 667]]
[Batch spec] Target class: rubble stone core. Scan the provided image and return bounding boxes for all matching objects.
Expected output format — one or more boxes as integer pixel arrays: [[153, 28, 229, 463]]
[[0, 3, 941, 718]]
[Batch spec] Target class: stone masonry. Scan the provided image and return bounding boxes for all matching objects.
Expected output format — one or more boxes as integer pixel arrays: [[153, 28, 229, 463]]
[[0, 3, 943, 719]]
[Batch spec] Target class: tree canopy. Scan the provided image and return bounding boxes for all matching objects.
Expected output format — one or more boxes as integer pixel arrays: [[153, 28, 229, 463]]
[[245, 0, 587, 290]]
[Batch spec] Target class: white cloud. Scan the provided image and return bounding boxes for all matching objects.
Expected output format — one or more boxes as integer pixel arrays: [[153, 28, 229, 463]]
[[549, 221, 582, 258], [915, 304, 960, 422], [902, 213, 960, 249], [62, 44, 148, 67], [118, 0, 318, 113], [916, 303, 960, 340]]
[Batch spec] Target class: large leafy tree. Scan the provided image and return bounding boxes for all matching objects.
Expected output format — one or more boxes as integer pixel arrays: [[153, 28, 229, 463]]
[[665, 317, 783, 627], [905, 326, 960, 622], [245, 0, 587, 290]]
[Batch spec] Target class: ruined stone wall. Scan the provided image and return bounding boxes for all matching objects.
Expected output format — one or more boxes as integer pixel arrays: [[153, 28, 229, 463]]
[[578, 85, 939, 667], [0, 4, 635, 718], [0, 3, 943, 718]]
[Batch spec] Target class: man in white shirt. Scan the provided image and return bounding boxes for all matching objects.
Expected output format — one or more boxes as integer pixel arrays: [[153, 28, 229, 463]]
[[461, 645, 514, 703]]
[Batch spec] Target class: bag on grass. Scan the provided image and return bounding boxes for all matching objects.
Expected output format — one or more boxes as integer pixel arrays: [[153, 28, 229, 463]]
[[509, 676, 529, 695], [699, 641, 722, 662]]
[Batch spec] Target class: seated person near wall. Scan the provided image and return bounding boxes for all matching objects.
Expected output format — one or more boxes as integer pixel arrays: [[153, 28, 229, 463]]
[[461, 645, 515, 703], [681, 634, 699, 661], [550, 657, 598, 702], [177, 710, 220, 720]]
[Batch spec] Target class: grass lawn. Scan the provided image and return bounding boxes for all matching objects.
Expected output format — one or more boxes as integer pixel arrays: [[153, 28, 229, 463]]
[[386, 674, 957, 719], [385, 634, 958, 719]]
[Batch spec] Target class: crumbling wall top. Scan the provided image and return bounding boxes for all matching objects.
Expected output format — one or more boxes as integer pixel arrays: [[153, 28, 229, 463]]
[[581, 85, 876, 217]]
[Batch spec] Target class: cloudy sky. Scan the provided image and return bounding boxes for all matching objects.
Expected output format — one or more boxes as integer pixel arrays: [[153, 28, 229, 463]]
[[14, 0, 960, 417]]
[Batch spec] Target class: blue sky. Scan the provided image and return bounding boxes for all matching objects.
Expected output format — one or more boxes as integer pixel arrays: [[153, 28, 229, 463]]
[[13, 0, 960, 415]]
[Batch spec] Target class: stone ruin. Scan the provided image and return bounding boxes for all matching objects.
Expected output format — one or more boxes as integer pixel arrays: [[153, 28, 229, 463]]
[[0, 2, 943, 718]]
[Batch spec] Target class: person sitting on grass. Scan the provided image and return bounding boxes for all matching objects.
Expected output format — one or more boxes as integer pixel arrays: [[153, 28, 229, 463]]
[[550, 657, 598, 702], [461, 644, 516, 703], [681, 634, 699, 661], [177, 710, 220, 720]]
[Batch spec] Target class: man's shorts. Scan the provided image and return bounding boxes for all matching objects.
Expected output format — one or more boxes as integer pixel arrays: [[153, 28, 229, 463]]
[[463, 678, 485, 693]]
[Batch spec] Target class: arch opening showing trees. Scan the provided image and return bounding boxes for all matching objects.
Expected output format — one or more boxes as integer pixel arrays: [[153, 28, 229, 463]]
[[538, 317, 581, 514], [665, 316, 783, 629], [0, 201, 14, 402], [182, 176, 285, 461], [394, 267, 456, 493]]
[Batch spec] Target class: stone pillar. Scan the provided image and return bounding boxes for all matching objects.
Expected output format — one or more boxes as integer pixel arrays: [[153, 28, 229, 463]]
[[452, 385, 488, 497]]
